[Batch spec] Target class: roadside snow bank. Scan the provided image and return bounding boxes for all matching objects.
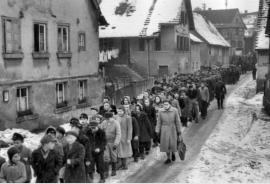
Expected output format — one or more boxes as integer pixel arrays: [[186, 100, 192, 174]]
[[178, 76, 270, 183]]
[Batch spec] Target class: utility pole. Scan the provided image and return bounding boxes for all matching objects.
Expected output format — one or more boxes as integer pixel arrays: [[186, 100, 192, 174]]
[[225, 0, 228, 9], [202, 3, 206, 10]]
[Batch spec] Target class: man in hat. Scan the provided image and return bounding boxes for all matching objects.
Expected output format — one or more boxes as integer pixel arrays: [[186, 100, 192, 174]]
[[12, 133, 32, 183], [86, 119, 107, 183], [198, 82, 210, 119], [31, 135, 62, 183], [0, 147, 26, 183], [100, 112, 121, 178], [63, 131, 86, 183], [55, 127, 66, 183], [69, 118, 92, 180]]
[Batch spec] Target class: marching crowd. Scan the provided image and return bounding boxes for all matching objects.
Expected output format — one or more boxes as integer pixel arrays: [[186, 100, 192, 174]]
[[0, 73, 228, 183]]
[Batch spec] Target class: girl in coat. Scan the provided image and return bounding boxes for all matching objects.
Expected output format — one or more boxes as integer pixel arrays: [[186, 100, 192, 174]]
[[116, 106, 133, 170], [155, 99, 182, 164], [134, 104, 153, 159]]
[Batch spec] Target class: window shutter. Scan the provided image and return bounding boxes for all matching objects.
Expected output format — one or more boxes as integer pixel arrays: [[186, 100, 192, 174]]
[[4, 19, 13, 53], [12, 19, 21, 52]]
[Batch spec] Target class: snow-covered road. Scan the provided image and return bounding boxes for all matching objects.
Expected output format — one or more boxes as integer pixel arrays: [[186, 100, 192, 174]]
[[122, 74, 270, 183]]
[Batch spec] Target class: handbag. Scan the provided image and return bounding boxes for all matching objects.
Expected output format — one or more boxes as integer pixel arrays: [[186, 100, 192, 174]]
[[177, 137, 186, 161]]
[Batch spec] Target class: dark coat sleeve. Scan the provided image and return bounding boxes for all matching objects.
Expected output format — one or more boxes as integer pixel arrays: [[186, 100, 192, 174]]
[[31, 150, 40, 177], [97, 129, 107, 152], [132, 117, 140, 138], [78, 134, 92, 162], [144, 114, 153, 138], [70, 143, 86, 167]]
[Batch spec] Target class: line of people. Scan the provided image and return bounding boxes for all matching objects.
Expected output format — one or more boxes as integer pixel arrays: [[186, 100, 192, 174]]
[[0, 77, 227, 183]]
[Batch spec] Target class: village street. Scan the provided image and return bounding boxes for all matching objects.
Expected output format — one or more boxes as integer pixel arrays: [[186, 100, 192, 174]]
[[87, 73, 270, 183]]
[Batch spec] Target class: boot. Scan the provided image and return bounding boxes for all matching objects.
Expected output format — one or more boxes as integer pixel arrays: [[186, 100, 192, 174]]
[[172, 153, 176, 161], [104, 162, 109, 179], [122, 158, 128, 170], [99, 173, 105, 183], [111, 162, 117, 176], [59, 178, 64, 183], [88, 173, 94, 183]]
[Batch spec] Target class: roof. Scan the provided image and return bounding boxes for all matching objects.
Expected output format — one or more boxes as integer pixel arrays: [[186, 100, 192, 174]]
[[99, 0, 194, 38], [190, 33, 203, 43], [193, 12, 230, 47], [197, 9, 246, 29], [266, 5, 270, 35], [105, 65, 144, 87], [90, 0, 108, 25], [256, 0, 269, 50]]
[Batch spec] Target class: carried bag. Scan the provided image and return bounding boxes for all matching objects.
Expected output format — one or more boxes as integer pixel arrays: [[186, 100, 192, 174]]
[[177, 137, 186, 161]]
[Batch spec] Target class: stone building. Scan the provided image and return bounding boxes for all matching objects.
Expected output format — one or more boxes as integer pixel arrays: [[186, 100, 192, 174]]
[[197, 8, 246, 56], [0, 0, 106, 130]]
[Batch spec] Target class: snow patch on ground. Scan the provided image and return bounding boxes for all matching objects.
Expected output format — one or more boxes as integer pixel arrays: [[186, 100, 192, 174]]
[[177, 76, 270, 183]]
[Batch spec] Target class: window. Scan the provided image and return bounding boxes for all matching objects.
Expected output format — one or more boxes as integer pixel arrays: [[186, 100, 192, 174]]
[[2, 17, 21, 53], [56, 82, 67, 106], [155, 36, 161, 51], [177, 36, 189, 51], [57, 25, 70, 52], [78, 80, 87, 103], [238, 41, 243, 48], [139, 39, 145, 51], [231, 40, 236, 47], [78, 32, 86, 51], [34, 23, 47, 52], [180, 11, 187, 25], [17, 87, 30, 112]]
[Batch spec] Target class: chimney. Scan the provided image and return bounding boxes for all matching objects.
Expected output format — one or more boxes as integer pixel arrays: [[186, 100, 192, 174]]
[[208, 8, 212, 10], [245, 10, 248, 14]]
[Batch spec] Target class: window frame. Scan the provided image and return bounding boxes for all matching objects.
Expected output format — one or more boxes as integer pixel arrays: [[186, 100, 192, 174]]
[[56, 82, 67, 105], [16, 87, 30, 113], [57, 24, 70, 53], [78, 80, 87, 103], [33, 22, 48, 53], [78, 32, 86, 51], [2, 16, 22, 54]]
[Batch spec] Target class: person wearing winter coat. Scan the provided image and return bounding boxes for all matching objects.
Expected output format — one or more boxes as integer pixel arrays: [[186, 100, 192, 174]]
[[179, 91, 189, 127], [198, 82, 210, 119], [31, 135, 62, 183], [56, 126, 67, 183], [130, 111, 140, 162], [99, 97, 117, 116], [85, 120, 107, 183], [45, 126, 64, 161], [134, 104, 153, 159], [186, 83, 200, 123], [215, 79, 227, 109], [63, 131, 86, 183], [0, 155, 5, 170], [69, 118, 92, 178], [168, 93, 182, 118], [0, 147, 26, 183], [12, 133, 32, 183], [116, 107, 133, 170], [100, 112, 121, 177], [156, 99, 182, 164], [143, 98, 158, 147]]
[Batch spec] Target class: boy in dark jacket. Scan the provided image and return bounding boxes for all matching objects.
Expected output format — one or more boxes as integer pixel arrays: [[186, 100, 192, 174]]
[[12, 133, 32, 183], [63, 131, 86, 183], [131, 112, 140, 162], [86, 119, 107, 183], [31, 135, 62, 183]]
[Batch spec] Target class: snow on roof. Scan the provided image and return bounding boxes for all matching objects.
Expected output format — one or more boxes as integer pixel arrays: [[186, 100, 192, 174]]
[[145, 0, 183, 36], [99, 0, 188, 38], [256, 0, 269, 50], [190, 33, 203, 43], [193, 12, 230, 47], [99, 0, 154, 38]]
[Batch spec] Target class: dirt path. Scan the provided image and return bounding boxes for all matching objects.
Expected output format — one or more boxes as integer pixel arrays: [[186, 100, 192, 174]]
[[121, 74, 252, 183]]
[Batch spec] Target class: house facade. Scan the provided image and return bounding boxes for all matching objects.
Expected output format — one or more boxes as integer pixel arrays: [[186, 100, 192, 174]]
[[241, 11, 258, 55], [198, 9, 246, 56], [0, 0, 106, 130], [256, 0, 269, 93], [192, 13, 231, 68], [190, 33, 203, 71], [99, 0, 195, 79]]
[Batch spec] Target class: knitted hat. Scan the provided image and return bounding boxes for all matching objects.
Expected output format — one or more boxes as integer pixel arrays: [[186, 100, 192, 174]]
[[7, 147, 19, 161], [56, 126, 66, 136], [79, 113, 88, 120], [12, 133, 24, 142], [40, 135, 57, 145], [65, 131, 78, 138], [46, 126, 56, 135]]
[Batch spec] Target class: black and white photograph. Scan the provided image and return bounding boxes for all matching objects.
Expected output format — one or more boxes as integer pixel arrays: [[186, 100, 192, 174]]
[[0, 0, 269, 183]]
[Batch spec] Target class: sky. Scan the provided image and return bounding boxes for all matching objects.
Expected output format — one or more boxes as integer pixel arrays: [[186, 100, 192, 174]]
[[191, 0, 260, 13]]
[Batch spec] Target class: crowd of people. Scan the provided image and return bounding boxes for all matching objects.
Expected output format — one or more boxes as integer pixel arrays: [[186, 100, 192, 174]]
[[0, 69, 232, 183]]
